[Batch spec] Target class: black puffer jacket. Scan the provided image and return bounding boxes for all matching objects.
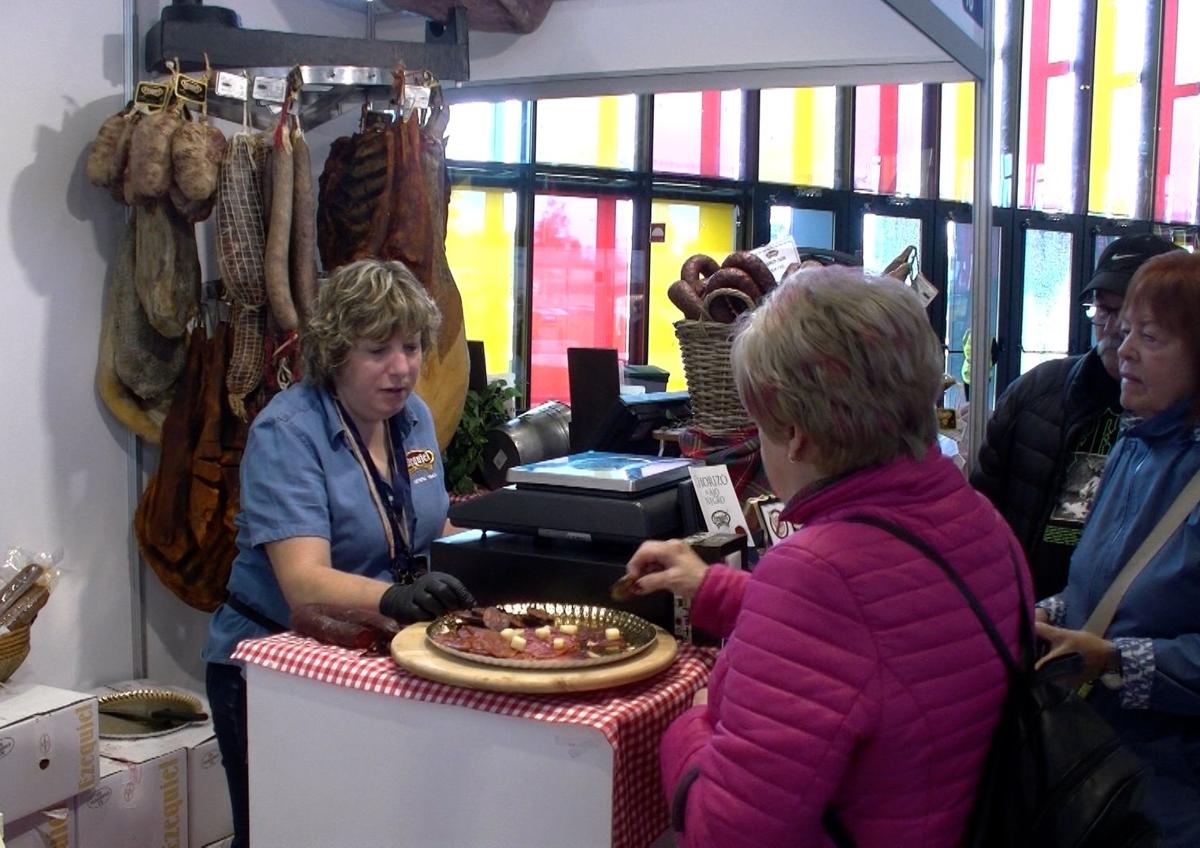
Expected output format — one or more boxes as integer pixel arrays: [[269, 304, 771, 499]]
[[971, 349, 1120, 597]]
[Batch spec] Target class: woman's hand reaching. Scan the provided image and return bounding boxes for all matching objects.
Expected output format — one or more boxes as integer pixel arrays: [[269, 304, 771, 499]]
[[624, 539, 709, 601]]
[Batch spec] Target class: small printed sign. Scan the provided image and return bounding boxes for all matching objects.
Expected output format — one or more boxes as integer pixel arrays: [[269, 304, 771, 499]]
[[215, 71, 249, 101], [134, 81, 170, 112], [175, 72, 208, 106], [754, 498, 801, 546], [649, 223, 666, 243], [252, 75, 288, 103], [688, 465, 755, 550], [911, 271, 939, 307], [750, 235, 801, 281]]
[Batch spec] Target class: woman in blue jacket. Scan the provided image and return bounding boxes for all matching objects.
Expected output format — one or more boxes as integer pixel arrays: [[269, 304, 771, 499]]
[[1036, 250, 1200, 846]]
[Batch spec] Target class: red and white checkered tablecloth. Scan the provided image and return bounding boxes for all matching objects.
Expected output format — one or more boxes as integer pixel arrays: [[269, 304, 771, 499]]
[[232, 633, 715, 848]]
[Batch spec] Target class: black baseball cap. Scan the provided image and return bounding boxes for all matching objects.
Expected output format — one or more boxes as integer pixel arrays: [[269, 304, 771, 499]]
[[1080, 234, 1182, 302]]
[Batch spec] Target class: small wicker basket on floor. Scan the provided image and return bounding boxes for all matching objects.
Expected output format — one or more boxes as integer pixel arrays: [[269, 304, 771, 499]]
[[673, 316, 752, 432], [0, 624, 32, 682]]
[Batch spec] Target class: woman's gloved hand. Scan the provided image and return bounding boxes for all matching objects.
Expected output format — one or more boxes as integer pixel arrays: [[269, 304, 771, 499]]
[[379, 572, 475, 623]]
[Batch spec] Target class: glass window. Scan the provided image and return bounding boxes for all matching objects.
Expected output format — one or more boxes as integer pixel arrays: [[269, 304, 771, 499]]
[[769, 206, 834, 249], [445, 187, 518, 379], [648, 201, 738, 392], [445, 101, 527, 163], [758, 87, 837, 187], [940, 82, 975, 203], [1020, 228, 1073, 373], [854, 84, 926, 196], [1155, 0, 1200, 225], [945, 222, 1002, 404], [861, 213, 922, 276], [535, 96, 637, 170], [529, 195, 634, 406], [993, 0, 1016, 207], [652, 90, 743, 179], [1088, 1, 1151, 217], [1018, 0, 1085, 211]]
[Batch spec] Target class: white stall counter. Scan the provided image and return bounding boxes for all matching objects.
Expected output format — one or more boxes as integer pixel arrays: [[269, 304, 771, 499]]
[[234, 633, 713, 848]]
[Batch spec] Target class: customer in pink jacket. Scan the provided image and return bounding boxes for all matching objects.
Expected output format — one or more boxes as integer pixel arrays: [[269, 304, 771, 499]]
[[626, 266, 1031, 848]]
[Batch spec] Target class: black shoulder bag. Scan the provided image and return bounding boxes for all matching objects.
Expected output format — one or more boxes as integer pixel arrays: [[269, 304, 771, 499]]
[[824, 515, 1157, 848]]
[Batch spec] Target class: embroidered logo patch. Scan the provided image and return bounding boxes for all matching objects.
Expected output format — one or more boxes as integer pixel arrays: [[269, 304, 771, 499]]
[[406, 448, 436, 475]]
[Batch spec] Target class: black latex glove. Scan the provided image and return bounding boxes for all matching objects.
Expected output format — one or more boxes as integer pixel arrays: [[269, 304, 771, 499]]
[[379, 572, 475, 623]]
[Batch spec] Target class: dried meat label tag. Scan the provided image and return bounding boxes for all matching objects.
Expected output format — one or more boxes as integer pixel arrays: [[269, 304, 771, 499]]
[[688, 465, 755, 551], [403, 84, 431, 110], [175, 72, 207, 107], [912, 272, 939, 307], [215, 71, 248, 101], [252, 75, 288, 103], [134, 81, 171, 113]]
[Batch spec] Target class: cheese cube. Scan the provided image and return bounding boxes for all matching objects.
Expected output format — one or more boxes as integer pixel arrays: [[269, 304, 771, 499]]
[[605, 627, 621, 641], [510, 634, 527, 651], [553, 637, 565, 650], [534, 625, 552, 640], [560, 624, 578, 636]]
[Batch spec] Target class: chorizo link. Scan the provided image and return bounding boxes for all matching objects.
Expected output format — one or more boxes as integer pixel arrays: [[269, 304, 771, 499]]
[[667, 279, 704, 320], [680, 254, 720, 290], [264, 127, 299, 331], [722, 251, 777, 296]]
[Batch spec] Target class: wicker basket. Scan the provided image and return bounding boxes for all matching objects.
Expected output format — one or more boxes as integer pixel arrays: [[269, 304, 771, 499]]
[[674, 314, 752, 432], [0, 624, 32, 683]]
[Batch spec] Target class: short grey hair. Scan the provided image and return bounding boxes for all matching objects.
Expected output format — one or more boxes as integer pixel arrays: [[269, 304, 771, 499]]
[[731, 265, 942, 476], [302, 259, 441, 386]]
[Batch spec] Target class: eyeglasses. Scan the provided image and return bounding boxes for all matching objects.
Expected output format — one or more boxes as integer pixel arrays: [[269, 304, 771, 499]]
[[1083, 302, 1119, 326]]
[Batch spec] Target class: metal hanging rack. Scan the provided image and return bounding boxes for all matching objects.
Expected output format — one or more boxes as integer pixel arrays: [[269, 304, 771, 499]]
[[144, 0, 468, 130]]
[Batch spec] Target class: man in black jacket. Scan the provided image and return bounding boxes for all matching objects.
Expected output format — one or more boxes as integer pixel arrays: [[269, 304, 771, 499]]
[[972, 234, 1181, 598]]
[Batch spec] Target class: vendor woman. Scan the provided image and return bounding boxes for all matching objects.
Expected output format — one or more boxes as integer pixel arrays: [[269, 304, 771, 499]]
[[203, 258, 474, 848]]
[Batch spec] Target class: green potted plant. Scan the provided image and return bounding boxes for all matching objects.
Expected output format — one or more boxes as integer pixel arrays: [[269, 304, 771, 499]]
[[443, 379, 521, 495]]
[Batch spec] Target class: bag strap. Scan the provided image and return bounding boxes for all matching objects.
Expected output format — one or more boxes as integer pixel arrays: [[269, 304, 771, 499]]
[[1082, 466, 1200, 637], [844, 515, 1024, 679]]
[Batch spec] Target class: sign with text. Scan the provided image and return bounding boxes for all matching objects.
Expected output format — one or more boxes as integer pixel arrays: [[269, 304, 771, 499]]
[[753, 498, 802, 546], [688, 465, 755, 548]]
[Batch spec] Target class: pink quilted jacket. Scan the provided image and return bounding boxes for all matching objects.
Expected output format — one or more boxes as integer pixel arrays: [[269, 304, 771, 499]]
[[661, 448, 1031, 848]]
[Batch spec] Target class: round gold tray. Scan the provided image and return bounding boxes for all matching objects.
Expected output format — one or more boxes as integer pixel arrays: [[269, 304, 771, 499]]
[[97, 689, 205, 739], [426, 602, 657, 669]]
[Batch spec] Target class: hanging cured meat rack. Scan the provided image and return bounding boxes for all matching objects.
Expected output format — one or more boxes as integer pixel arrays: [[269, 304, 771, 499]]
[[144, 0, 469, 130]]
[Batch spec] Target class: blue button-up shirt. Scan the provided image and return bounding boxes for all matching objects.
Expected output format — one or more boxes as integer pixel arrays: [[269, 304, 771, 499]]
[[203, 381, 449, 664]]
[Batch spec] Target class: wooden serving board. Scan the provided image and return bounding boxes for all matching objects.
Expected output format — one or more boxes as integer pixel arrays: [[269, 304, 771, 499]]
[[390, 623, 678, 694]]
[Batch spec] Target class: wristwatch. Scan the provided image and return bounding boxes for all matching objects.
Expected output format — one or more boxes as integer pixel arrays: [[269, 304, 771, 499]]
[[1100, 643, 1124, 690]]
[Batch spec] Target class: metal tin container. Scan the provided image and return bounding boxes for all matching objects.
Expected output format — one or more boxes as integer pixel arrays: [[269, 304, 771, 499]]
[[481, 401, 572, 490]]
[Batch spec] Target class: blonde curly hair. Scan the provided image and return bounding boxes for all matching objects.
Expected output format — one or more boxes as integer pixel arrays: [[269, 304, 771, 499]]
[[302, 259, 441, 386]]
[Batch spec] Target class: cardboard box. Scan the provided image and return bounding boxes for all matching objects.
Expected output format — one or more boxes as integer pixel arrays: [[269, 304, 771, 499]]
[[91, 680, 232, 848], [186, 734, 232, 847], [75, 751, 188, 848], [4, 805, 76, 848], [0, 684, 99, 821]]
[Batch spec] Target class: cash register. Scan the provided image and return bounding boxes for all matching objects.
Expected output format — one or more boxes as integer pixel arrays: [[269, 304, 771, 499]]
[[433, 452, 704, 630]]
